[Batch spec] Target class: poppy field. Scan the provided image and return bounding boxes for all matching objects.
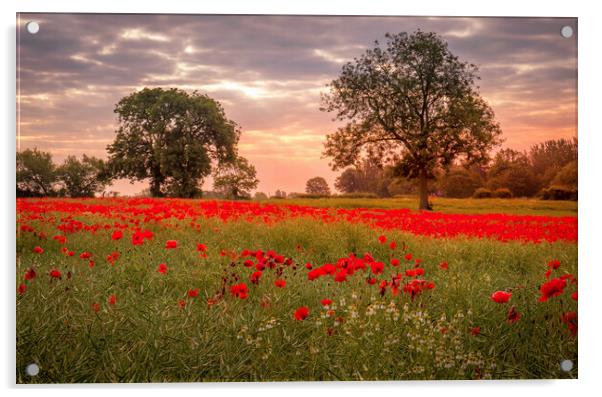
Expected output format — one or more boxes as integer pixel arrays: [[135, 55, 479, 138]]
[[16, 198, 578, 382]]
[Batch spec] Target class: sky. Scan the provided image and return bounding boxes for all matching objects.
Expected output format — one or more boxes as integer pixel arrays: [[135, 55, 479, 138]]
[[16, 14, 577, 196]]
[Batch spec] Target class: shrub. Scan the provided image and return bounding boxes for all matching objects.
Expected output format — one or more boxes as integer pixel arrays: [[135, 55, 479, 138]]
[[473, 188, 493, 199], [540, 185, 578, 201], [493, 188, 513, 198]]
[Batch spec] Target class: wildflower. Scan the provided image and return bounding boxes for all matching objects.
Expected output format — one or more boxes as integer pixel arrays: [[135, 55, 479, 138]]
[[24, 268, 36, 280], [561, 311, 577, 336], [294, 306, 309, 321], [391, 258, 400, 266], [404, 253, 413, 261], [439, 261, 449, 270], [157, 263, 168, 274], [305, 263, 313, 270], [108, 294, 117, 305], [250, 271, 262, 284], [274, 279, 286, 288], [17, 283, 26, 295], [507, 305, 521, 324], [230, 283, 249, 299], [321, 299, 332, 307], [49, 269, 62, 279], [389, 241, 396, 250], [111, 230, 123, 240], [547, 259, 561, 269], [490, 290, 512, 303], [370, 262, 385, 275], [165, 240, 178, 249], [571, 291, 578, 301], [188, 288, 199, 298], [33, 246, 44, 254], [470, 326, 481, 336], [79, 251, 92, 259], [53, 235, 67, 244], [378, 235, 387, 244], [196, 243, 207, 252], [178, 300, 186, 309], [538, 278, 566, 302], [91, 302, 100, 312]]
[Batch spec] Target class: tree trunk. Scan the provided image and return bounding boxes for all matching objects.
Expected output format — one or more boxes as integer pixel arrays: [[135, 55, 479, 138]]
[[418, 169, 432, 211], [150, 178, 163, 197]]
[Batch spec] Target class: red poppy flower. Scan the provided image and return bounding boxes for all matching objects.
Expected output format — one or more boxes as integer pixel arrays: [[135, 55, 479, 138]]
[[111, 230, 123, 240], [250, 271, 262, 284], [439, 262, 449, 270], [24, 268, 36, 280], [89, 260, 95, 268], [490, 290, 512, 303], [53, 235, 67, 244], [366, 277, 377, 285], [561, 311, 577, 336], [538, 278, 566, 302], [157, 263, 168, 274], [33, 246, 44, 254], [17, 283, 26, 295], [165, 240, 178, 249], [188, 288, 200, 298], [571, 291, 578, 301], [243, 259, 254, 268], [91, 302, 100, 312], [79, 252, 92, 259], [321, 299, 332, 306], [389, 241, 396, 250], [67, 250, 74, 257], [404, 253, 413, 261], [547, 259, 561, 269], [49, 269, 62, 279], [274, 279, 286, 288], [178, 299, 186, 309], [196, 243, 207, 252], [391, 258, 400, 266], [305, 263, 313, 270], [378, 235, 387, 244], [294, 306, 309, 321], [230, 283, 248, 299], [334, 269, 348, 282], [370, 262, 385, 275], [108, 294, 117, 305], [470, 326, 481, 336], [507, 305, 521, 324]]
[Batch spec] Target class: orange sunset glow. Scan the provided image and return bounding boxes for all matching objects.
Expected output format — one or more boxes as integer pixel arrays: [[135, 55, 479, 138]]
[[17, 14, 577, 196]]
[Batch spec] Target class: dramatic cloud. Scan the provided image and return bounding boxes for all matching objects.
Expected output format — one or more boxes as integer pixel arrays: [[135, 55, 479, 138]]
[[17, 14, 577, 195]]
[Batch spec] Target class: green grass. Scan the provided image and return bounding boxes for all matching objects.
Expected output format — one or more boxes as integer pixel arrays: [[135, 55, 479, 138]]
[[16, 214, 577, 382], [262, 196, 577, 216]]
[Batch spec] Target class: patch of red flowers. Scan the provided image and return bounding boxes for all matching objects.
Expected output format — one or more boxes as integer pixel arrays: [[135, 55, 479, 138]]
[[165, 240, 178, 249], [49, 269, 62, 279], [274, 279, 286, 288], [561, 311, 577, 337], [230, 283, 249, 299], [538, 278, 566, 302], [157, 263, 168, 274]]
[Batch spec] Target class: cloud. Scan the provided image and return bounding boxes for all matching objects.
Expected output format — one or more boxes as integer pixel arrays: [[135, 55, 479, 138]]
[[17, 14, 577, 195]]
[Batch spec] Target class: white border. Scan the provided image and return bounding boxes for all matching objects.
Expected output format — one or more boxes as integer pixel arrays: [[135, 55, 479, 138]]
[[2, 1, 601, 396]]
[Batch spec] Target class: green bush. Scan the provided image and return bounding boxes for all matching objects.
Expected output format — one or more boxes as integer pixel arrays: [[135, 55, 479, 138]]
[[493, 188, 513, 198], [540, 185, 577, 201], [473, 188, 494, 198]]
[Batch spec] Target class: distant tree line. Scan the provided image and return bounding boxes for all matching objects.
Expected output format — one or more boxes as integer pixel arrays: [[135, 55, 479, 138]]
[[332, 137, 577, 200]]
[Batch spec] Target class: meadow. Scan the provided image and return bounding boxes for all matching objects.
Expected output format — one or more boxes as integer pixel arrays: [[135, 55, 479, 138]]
[[16, 197, 578, 382]]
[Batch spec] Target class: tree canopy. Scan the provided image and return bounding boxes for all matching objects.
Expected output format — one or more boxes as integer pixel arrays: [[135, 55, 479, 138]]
[[212, 156, 259, 200], [56, 155, 109, 198], [305, 177, 331, 196], [17, 148, 57, 197], [107, 88, 240, 198], [321, 31, 502, 209]]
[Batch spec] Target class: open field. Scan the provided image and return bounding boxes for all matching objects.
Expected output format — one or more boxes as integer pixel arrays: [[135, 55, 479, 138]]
[[16, 198, 578, 382], [264, 196, 578, 216]]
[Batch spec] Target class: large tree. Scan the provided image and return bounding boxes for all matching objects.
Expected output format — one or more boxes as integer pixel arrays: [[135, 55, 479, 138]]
[[107, 88, 240, 198], [16, 148, 57, 197], [305, 177, 331, 196], [56, 155, 109, 197], [321, 31, 502, 210], [212, 156, 259, 200]]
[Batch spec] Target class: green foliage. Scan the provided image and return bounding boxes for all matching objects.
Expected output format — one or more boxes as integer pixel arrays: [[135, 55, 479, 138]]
[[321, 31, 502, 209], [305, 177, 331, 196], [473, 188, 493, 199], [213, 156, 259, 200], [439, 165, 484, 198], [16, 148, 57, 197], [540, 186, 577, 201], [107, 88, 240, 198], [529, 137, 577, 187], [56, 155, 109, 198], [551, 160, 577, 188], [493, 188, 513, 199]]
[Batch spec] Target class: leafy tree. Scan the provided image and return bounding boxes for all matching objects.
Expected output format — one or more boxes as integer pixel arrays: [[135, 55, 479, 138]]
[[335, 158, 392, 197], [56, 155, 109, 197], [212, 156, 258, 200], [107, 88, 240, 198], [439, 164, 484, 198], [321, 31, 502, 210], [253, 192, 268, 200], [16, 148, 57, 197], [305, 177, 331, 196], [487, 149, 538, 197], [529, 137, 577, 187], [551, 160, 577, 188]]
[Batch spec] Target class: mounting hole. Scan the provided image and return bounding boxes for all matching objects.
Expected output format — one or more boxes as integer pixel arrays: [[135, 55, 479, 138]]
[[560, 359, 574, 372], [26, 21, 40, 34], [25, 363, 40, 376], [560, 25, 573, 38]]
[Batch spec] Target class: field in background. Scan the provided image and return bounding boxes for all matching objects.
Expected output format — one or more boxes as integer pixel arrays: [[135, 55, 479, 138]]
[[263, 196, 577, 216], [16, 197, 578, 382]]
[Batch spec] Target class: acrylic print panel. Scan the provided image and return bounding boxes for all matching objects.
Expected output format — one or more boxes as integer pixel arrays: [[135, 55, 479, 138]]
[[16, 13, 577, 383]]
